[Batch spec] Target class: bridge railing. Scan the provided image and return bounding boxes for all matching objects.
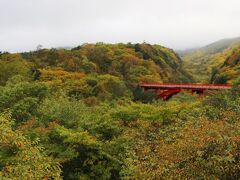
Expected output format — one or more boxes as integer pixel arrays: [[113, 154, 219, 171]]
[[140, 82, 232, 90]]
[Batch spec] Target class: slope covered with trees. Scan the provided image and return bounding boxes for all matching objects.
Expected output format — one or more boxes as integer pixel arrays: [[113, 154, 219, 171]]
[[0, 43, 193, 102], [22, 43, 192, 84], [181, 37, 240, 82], [211, 44, 240, 84], [0, 43, 240, 179]]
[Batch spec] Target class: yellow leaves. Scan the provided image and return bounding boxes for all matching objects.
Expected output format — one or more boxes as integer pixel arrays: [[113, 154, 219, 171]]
[[182, 43, 240, 83], [128, 101, 240, 178], [209, 45, 240, 83], [0, 113, 61, 179], [4, 165, 13, 173], [14, 141, 27, 149], [40, 68, 85, 82]]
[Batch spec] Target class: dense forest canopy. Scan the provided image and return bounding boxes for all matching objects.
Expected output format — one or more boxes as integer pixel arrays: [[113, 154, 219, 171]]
[[0, 43, 193, 102], [0, 42, 240, 179]]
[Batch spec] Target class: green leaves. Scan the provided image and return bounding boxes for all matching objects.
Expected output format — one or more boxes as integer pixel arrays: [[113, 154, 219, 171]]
[[56, 126, 97, 146], [0, 54, 31, 85], [0, 43, 240, 179], [0, 114, 61, 179], [0, 79, 48, 122]]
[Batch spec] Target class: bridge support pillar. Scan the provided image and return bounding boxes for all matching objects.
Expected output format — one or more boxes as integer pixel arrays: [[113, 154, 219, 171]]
[[159, 88, 181, 100]]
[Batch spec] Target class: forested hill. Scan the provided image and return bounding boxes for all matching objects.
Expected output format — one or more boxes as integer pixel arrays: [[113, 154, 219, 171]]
[[210, 44, 240, 84], [0, 43, 193, 100], [1, 42, 240, 179], [181, 37, 240, 82], [23, 43, 192, 83]]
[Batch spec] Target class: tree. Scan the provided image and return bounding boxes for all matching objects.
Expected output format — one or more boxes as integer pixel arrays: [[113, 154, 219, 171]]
[[0, 113, 61, 179], [36, 44, 43, 51], [0, 77, 49, 122], [0, 54, 31, 85], [94, 75, 131, 101], [213, 75, 229, 84]]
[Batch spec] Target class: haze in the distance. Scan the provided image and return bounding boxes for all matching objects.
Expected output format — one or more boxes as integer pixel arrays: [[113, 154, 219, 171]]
[[1, 0, 240, 52]]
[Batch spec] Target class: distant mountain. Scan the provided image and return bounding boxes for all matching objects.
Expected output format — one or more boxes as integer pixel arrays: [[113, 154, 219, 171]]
[[201, 37, 240, 55], [181, 37, 240, 83]]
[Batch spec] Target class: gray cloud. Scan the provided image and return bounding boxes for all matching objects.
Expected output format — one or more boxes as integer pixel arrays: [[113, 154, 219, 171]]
[[0, 0, 240, 52]]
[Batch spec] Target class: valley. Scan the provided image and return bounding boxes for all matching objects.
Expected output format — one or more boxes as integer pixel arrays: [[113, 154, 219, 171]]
[[181, 37, 240, 83], [0, 40, 240, 179]]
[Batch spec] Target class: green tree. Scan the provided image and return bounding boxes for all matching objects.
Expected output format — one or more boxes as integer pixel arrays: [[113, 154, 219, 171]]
[[0, 113, 61, 179], [0, 54, 31, 85], [0, 76, 48, 122]]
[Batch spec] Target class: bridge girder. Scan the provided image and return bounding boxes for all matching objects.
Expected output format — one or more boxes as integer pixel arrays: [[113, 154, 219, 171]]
[[140, 83, 232, 100]]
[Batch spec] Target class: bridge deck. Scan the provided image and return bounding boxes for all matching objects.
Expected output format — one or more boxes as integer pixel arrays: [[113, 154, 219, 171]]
[[140, 83, 232, 90]]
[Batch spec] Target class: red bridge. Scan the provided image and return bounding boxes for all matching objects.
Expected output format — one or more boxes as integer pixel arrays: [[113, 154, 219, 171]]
[[140, 83, 232, 100]]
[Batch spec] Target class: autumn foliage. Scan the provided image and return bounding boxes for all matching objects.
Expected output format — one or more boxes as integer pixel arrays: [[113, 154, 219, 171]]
[[0, 43, 239, 179]]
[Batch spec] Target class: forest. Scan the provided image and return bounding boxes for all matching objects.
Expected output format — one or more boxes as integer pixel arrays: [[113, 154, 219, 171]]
[[0, 43, 240, 179]]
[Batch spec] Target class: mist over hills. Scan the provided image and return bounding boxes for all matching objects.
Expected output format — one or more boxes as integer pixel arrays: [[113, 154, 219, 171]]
[[181, 37, 240, 83], [202, 37, 240, 54]]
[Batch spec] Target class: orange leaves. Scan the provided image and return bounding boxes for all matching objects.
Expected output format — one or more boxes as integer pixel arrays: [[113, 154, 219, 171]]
[[17, 118, 37, 131]]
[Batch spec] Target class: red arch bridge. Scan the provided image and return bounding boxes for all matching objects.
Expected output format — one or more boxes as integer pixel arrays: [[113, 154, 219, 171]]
[[140, 83, 232, 100]]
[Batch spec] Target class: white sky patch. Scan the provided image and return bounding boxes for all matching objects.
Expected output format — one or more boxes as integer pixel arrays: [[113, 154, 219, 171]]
[[0, 0, 240, 52]]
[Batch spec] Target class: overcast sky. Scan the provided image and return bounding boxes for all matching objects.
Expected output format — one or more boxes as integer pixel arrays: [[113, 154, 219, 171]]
[[0, 0, 240, 52]]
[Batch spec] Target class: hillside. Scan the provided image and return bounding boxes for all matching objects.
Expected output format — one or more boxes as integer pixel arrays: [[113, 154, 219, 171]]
[[20, 43, 192, 85], [23, 43, 193, 84], [0, 42, 240, 179], [181, 37, 240, 82], [0, 43, 193, 102], [211, 44, 240, 84]]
